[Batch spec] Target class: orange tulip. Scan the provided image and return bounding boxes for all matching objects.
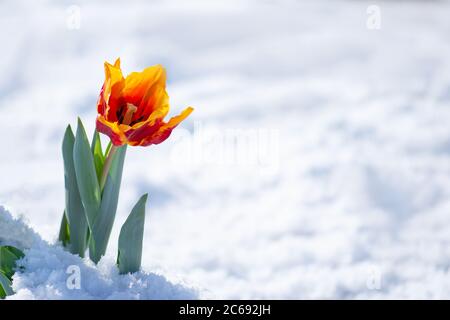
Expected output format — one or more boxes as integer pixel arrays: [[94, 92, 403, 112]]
[[96, 58, 193, 147]]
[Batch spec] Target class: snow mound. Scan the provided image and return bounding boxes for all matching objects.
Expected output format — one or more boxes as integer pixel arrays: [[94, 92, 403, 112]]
[[0, 206, 200, 300], [0, 206, 40, 249]]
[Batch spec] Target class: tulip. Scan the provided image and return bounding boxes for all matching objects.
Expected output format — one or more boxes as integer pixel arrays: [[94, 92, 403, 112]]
[[96, 58, 193, 189], [59, 59, 193, 273], [96, 58, 193, 147]]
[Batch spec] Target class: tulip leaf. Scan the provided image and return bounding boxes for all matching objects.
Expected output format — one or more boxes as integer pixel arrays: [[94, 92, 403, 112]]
[[0, 271, 13, 298], [73, 118, 101, 233], [3, 246, 25, 259], [89, 146, 127, 263], [0, 246, 22, 280], [58, 211, 70, 247], [63, 124, 89, 257], [0, 245, 24, 299], [104, 141, 112, 158], [117, 194, 148, 274], [91, 130, 105, 183]]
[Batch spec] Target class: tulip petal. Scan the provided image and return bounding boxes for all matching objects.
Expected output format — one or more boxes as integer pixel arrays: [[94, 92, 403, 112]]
[[96, 116, 126, 146], [123, 65, 168, 122], [125, 119, 163, 146], [103, 59, 125, 121], [138, 85, 169, 123], [140, 107, 194, 146]]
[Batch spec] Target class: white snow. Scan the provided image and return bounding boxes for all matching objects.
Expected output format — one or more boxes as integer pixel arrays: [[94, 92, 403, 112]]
[[0, 206, 201, 299], [0, 0, 450, 299]]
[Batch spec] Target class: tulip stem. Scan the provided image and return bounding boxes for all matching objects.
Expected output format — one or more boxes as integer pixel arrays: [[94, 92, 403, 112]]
[[100, 145, 118, 190]]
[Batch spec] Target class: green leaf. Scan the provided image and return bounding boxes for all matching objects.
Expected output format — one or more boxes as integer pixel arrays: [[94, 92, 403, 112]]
[[63, 124, 89, 257], [58, 211, 70, 247], [4, 246, 24, 260], [0, 246, 24, 281], [117, 194, 148, 274], [73, 118, 101, 232], [90, 146, 127, 263], [91, 130, 105, 183], [104, 141, 112, 158], [0, 271, 13, 298], [0, 246, 24, 298]]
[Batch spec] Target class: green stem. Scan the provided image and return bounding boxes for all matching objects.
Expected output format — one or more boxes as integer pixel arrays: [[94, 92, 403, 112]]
[[100, 145, 118, 190]]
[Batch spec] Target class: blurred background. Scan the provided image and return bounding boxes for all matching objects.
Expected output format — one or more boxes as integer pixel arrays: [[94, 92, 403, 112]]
[[0, 0, 450, 298]]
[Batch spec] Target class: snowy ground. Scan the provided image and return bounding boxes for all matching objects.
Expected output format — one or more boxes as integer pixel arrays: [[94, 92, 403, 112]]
[[1, 0, 450, 299], [0, 206, 200, 299]]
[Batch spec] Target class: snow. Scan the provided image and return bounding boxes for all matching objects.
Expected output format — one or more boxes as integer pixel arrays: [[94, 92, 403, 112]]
[[0, 206, 201, 299], [1, 0, 450, 299]]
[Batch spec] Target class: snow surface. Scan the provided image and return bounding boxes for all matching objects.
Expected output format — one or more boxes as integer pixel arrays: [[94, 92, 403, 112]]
[[0, 0, 450, 299], [0, 206, 200, 299]]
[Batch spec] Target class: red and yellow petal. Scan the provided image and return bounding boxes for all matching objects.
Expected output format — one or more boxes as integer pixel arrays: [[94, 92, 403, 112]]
[[139, 106, 194, 146], [96, 115, 127, 146], [125, 119, 163, 146], [97, 84, 107, 115], [136, 84, 169, 123], [103, 58, 125, 121], [123, 65, 167, 120]]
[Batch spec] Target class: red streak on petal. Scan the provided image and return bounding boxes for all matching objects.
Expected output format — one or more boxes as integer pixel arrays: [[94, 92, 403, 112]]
[[125, 119, 163, 145], [96, 118, 124, 146]]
